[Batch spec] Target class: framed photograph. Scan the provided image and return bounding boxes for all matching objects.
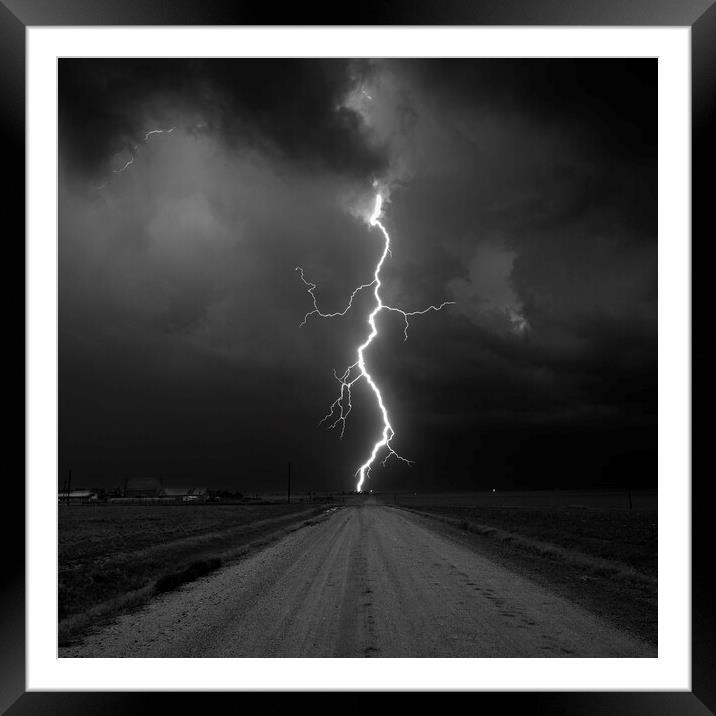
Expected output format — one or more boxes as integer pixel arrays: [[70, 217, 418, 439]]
[[8, 0, 706, 711]]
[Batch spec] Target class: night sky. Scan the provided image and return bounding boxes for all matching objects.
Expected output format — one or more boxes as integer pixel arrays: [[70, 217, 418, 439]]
[[58, 59, 657, 493]]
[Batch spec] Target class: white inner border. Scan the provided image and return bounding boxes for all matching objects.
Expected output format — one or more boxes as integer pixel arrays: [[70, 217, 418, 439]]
[[27, 27, 691, 691]]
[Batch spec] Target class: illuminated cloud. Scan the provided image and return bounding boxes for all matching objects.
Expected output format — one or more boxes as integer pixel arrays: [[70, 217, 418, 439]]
[[448, 240, 529, 336]]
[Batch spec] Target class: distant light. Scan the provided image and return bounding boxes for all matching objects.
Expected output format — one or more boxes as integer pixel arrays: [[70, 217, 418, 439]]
[[492, 488, 496, 493]]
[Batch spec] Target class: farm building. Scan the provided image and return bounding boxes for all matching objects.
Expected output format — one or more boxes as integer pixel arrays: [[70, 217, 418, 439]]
[[160, 487, 209, 503], [190, 487, 208, 501], [58, 489, 98, 504], [161, 487, 191, 498]]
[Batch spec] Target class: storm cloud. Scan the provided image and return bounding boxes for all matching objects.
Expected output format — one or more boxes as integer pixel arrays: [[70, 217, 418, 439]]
[[59, 59, 656, 492], [59, 59, 387, 184]]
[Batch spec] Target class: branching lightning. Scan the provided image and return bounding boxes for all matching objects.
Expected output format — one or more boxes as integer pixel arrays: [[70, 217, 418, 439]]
[[97, 126, 176, 187], [297, 193, 454, 492]]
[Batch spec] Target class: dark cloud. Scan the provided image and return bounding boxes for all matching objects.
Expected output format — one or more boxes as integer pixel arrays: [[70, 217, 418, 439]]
[[59, 59, 387, 184], [395, 59, 656, 161], [59, 58, 657, 493]]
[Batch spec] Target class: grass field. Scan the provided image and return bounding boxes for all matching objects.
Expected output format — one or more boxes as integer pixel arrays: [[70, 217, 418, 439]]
[[58, 502, 329, 645]]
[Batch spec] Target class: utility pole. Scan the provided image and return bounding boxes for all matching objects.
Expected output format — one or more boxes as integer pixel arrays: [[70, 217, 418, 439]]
[[66, 469, 72, 506], [287, 462, 291, 504], [627, 486, 633, 509]]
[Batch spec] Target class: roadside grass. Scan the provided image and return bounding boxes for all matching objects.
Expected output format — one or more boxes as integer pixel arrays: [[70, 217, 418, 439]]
[[58, 504, 332, 647], [399, 505, 657, 577], [155, 558, 223, 593], [397, 504, 657, 646]]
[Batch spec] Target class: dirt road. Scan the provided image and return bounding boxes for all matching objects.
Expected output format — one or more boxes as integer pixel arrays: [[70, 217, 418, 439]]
[[62, 503, 655, 657]]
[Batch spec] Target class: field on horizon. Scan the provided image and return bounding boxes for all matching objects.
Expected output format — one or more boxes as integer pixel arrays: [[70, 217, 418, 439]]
[[375, 488, 656, 510]]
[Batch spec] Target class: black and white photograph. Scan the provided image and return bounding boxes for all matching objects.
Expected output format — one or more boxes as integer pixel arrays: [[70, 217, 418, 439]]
[[56, 57, 658, 659]]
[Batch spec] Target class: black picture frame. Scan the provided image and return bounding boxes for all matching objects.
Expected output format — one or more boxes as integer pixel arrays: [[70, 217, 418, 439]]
[[5, 0, 706, 711]]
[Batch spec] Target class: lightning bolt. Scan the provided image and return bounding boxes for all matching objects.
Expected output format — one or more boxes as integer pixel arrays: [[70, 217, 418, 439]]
[[112, 155, 136, 174], [98, 126, 176, 186], [143, 127, 175, 141], [298, 193, 454, 492]]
